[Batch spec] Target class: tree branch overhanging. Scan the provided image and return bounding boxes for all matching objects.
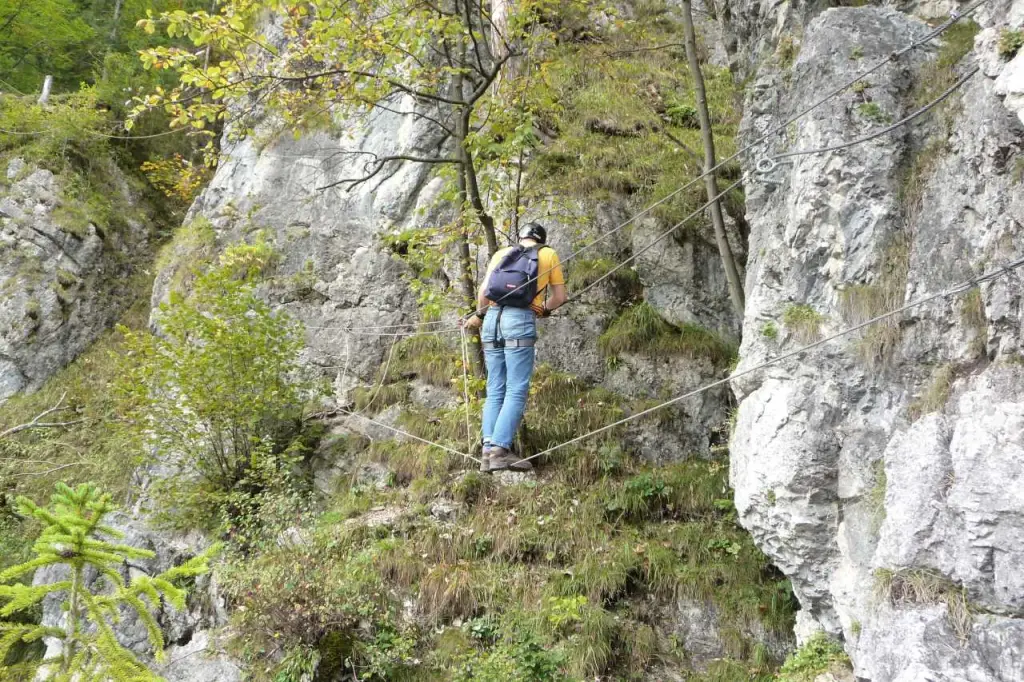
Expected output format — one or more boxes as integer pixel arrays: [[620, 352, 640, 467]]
[[317, 153, 460, 191]]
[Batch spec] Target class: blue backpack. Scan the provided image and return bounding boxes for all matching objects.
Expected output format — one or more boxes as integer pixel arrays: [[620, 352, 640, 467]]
[[485, 245, 549, 308]]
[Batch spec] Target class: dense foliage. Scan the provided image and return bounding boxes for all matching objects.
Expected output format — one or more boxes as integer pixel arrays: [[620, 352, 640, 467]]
[[114, 242, 321, 527]]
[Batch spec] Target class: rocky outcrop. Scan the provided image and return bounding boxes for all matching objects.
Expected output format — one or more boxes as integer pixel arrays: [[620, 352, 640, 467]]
[[729, 1, 1024, 679], [0, 157, 152, 401]]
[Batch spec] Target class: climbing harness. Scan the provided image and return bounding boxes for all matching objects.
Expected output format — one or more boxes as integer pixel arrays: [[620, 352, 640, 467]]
[[481, 338, 536, 350]]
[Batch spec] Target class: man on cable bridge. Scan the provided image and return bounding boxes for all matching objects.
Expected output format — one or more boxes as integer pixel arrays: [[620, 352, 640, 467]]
[[464, 222, 567, 473]]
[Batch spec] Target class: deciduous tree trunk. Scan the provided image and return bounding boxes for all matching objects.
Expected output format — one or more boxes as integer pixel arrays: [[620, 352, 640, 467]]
[[680, 0, 746, 320], [453, 42, 486, 377]]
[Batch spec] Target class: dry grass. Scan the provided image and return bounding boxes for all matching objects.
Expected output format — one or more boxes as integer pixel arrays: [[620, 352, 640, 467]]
[[908, 364, 956, 421], [874, 567, 972, 642], [419, 562, 482, 624], [840, 235, 909, 368]]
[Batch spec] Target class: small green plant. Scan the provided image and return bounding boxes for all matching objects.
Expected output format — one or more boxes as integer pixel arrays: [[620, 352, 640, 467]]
[[664, 102, 699, 128], [0, 483, 215, 680], [543, 595, 588, 632], [857, 101, 890, 123], [998, 28, 1024, 59], [777, 631, 851, 681], [850, 620, 862, 637], [777, 35, 800, 69], [782, 304, 824, 343], [850, 45, 864, 60], [760, 321, 779, 340], [851, 79, 868, 95]]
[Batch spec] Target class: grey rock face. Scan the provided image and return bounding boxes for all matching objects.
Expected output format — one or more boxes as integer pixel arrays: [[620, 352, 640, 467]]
[[0, 159, 151, 401], [153, 101, 444, 394], [729, 2, 1024, 680]]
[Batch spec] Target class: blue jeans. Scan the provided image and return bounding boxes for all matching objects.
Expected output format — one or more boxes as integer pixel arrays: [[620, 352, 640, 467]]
[[481, 306, 537, 451]]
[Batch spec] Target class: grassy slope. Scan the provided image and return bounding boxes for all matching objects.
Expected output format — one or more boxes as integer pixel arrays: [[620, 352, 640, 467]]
[[220, 334, 795, 682]]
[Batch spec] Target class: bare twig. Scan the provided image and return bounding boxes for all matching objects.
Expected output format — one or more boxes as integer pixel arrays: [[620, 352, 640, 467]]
[[11, 462, 85, 478], [0, 392, 80, 439], [318, 153, 459, 191]]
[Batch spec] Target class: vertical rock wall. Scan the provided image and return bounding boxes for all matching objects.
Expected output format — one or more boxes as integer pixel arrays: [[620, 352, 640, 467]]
[[726, 0, 1024, 679]]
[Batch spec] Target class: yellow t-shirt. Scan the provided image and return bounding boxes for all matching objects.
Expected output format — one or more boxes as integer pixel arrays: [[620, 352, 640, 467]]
[[485, 245, 565, 310]]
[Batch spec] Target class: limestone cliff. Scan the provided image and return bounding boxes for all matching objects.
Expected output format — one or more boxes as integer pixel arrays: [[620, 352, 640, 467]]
[[727, 0, 1024, 679]]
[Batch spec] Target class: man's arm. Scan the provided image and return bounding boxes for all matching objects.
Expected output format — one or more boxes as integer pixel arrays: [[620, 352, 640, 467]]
[[464, 262, 495, 330], [545, 283, 567, 313], [540, 251, 568, 315]]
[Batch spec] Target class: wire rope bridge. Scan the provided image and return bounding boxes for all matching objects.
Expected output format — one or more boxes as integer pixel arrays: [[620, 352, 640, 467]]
[[309, 0, 1009, 468]]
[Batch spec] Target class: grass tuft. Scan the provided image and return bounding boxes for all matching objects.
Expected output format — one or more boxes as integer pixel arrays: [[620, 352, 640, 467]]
[[598, 301, 736, 365], [840, 235, 909, 368], [874, 567, 972, 642], [856, 101, 890, 124], [997, 28, 1024, 60], [566, 257, 643, 301], [781, 304, 823, 343], [911, 21, 980, 109]]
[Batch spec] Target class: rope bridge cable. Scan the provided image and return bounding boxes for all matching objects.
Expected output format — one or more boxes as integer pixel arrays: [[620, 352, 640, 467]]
[[506, 254, 1024, 469], [305, 319, 452, 331], [756, 67, 979, 173], [337, 408, 481, 464], [461, 0, 993, 321]]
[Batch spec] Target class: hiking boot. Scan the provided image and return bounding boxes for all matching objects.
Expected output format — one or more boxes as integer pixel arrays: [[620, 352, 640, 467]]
[[479, 446, 492, 473], [487, 447, 533, 472]]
